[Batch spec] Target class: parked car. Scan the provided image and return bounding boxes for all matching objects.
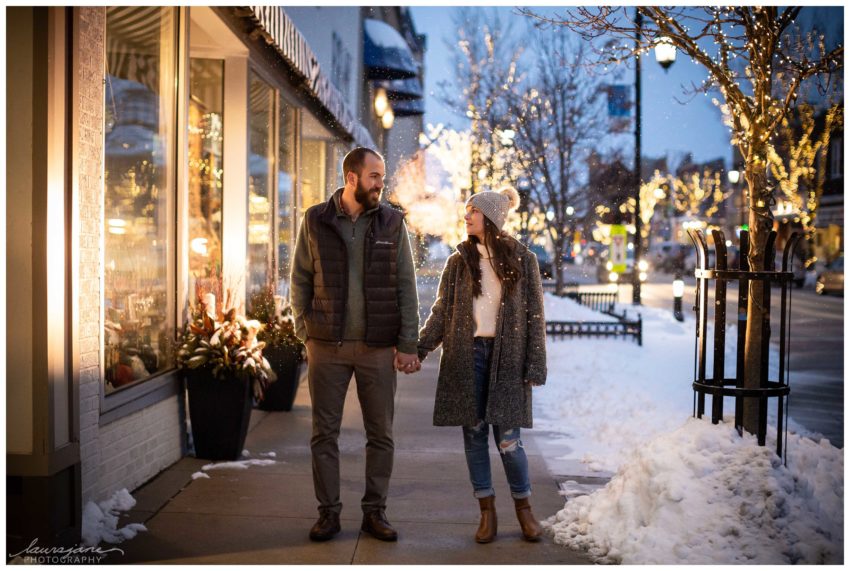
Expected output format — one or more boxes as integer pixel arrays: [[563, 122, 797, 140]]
[[684, 249, 715, 274], [648, 241, 690, 273], [529, 244, 553, 279], [816, 255, 844, 295], [775, 251, 807, 288]]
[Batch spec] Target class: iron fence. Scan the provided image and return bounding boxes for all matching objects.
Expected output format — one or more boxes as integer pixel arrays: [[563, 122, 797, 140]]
[[544, 282, 642, 345]]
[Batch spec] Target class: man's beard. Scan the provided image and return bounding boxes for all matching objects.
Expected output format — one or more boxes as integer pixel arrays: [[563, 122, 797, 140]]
[[354, 177, 381, 209]]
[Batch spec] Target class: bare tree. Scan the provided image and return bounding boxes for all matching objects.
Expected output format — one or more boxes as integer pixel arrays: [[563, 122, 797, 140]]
[[439, 8, 525, 196], [506, 30, 606, 291], [519, 6, 843, 435]]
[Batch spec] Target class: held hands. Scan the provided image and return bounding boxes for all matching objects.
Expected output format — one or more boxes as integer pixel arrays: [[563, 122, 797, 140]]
[[394, 351, 421, 374]]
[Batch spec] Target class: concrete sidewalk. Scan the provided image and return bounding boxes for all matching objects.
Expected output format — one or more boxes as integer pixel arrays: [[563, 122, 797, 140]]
[[110, 357, 592, 564]]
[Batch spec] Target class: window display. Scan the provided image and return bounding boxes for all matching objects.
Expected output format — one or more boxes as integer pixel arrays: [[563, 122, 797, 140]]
[[103, 7, 177, 392]]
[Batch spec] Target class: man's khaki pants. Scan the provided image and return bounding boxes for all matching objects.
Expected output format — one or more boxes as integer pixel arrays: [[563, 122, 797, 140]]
[[306, 339, 397, 516]]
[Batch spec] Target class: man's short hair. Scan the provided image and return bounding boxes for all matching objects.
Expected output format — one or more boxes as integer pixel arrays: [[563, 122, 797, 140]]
[[342, 147, 383, 179]]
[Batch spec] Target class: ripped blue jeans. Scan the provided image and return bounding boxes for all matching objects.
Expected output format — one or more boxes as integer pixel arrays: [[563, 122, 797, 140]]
[[462, 337, 532, 500]]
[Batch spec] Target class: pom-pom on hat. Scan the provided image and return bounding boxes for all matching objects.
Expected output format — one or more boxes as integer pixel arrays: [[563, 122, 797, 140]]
[[465, 187, 520, 230]]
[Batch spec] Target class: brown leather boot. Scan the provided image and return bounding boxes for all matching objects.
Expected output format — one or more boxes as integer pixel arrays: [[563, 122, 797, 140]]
[[475, 496, 497, 543], [514, 498, 543, 542], [361, 510, 398, 542], [309, 511, 341, 542]]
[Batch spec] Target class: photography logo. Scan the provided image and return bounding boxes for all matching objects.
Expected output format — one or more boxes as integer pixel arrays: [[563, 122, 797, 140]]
[[9, 538, 125, 564]]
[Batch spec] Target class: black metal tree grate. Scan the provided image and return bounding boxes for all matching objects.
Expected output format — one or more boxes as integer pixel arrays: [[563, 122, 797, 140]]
[[686, 228, 801, 458]]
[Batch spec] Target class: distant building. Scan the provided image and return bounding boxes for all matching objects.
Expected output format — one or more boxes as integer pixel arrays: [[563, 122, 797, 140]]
[[812, 111, 843, 263]]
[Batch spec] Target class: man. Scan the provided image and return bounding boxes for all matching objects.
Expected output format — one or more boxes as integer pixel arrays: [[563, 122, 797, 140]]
[[290, 147, 420, 542]]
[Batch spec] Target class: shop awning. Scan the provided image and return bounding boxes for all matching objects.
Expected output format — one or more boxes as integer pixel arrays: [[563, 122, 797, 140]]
[[364, 18, 418, 80], [375, 77, 423, 101], [391, 99, 425, 117]]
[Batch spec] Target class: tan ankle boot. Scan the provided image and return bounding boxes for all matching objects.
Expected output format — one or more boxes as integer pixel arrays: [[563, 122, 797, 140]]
[[514, 497, 543, 542], [475, 496, 497, 543]]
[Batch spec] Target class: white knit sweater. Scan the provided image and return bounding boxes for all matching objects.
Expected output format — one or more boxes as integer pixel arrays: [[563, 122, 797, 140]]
[[473, 243, 502, 337]]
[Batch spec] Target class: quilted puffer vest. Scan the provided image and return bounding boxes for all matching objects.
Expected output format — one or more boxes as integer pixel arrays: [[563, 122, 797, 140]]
[[304, 198, 403, 346]]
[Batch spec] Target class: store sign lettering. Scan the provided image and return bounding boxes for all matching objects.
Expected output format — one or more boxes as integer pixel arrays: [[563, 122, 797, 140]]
[[249, 6, 375, 148]]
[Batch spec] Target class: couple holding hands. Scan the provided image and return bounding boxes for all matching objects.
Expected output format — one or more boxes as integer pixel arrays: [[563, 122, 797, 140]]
[[290, 147, 547, 545]]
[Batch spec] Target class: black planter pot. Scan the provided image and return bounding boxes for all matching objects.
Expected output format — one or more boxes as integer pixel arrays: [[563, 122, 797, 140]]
[[257, 344, 304, 412], [184, 367, 253, 461]]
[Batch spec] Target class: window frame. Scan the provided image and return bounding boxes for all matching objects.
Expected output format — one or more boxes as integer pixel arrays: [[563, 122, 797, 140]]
[[246, 69, 278, 306], [100, 6, 185, 417], [247, 62, 303, 305]]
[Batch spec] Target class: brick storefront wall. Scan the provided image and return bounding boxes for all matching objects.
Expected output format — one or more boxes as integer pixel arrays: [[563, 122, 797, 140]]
[[76, 7, 183, 505]]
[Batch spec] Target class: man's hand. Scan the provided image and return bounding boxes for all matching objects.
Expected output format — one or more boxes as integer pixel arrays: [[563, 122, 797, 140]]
[[394, 351, 421, 374]]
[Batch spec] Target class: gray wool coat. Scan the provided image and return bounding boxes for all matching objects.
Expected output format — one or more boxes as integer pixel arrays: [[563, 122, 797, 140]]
[[417, 238, 547, 428]]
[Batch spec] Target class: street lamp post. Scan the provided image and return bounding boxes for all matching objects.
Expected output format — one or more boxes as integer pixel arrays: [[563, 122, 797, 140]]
[[727, 168, 746, 231], [632, 9, 643, 305], [632, 10, 677, 306]]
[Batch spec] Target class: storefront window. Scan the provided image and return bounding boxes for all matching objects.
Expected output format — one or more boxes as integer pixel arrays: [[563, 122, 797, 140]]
[[277, 99, 297, 299], [301, 111, 338, 213], [247, 72, 275, 310], [330, 142, 350, 188], [103, 7, 177, 393], [300, 138, 327, 212], [188, 58, 224, 299]]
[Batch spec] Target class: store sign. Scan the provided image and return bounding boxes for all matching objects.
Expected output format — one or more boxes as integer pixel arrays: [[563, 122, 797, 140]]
[[247, 6, 375, 149], [610, 224, 627, 274]]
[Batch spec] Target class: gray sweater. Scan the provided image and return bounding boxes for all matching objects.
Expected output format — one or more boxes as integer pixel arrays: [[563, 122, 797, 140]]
[[418, 238, 547, 428]]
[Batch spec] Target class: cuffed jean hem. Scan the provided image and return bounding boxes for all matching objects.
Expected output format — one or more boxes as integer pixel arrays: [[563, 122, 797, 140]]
[[473, 488, 496, 499], [510, 489, 532, 500]]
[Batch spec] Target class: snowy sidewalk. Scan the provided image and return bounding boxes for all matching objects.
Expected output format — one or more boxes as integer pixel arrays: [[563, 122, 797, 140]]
[[103, 357, 592, 564]]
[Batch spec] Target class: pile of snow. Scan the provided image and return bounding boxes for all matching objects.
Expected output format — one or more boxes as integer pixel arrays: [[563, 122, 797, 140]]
[[190, 450, 280, 479], [201, 459, 277, 471], [242, 449, 277, 459], [535, 298, 800, 473], [543, 292, 619, 322], [81, 489, 147, 547], [544, 417, 843, 564]]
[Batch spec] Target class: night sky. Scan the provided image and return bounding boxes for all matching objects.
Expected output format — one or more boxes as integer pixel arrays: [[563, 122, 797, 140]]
[[411, 6, 844, 170], [410, 6, 842, 169]]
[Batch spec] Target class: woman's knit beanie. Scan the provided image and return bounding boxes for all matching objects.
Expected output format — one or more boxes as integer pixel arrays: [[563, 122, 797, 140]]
[[465, 187, 520, 230]]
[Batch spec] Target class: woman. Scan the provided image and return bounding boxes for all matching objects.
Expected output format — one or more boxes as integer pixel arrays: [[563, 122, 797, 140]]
[[417, 187, 547, 543]]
